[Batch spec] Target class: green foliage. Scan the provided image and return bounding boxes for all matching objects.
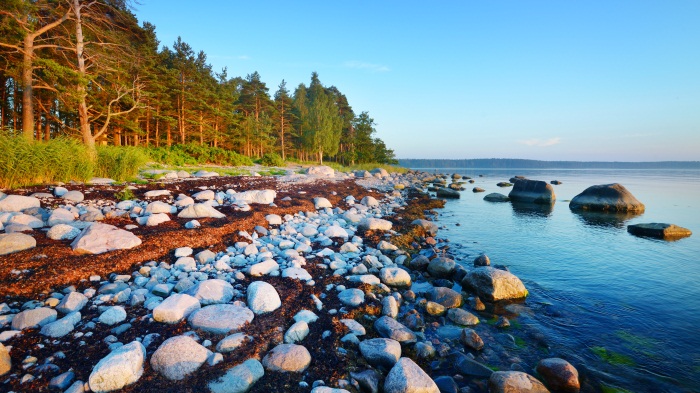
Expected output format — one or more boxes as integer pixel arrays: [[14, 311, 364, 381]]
[[114, 186, 135, 201], [591, 346, 635, 366], [96, 146, 151, 181], [0, 133, 93, 189], [260, 152, 284, 167], [146, 144, 253, 166]]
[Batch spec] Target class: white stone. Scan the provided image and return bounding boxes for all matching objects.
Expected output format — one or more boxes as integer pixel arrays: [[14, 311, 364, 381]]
[[324, 225, 348, 239], [380, 268, 412, 288], [359, 218, 393, 231], [47, 224, 81, 240], [62, 191, 84, 203], [189, 304, 254, 335], [151, 336, 210, 381], [265, 214, 282, 225], [48, 208, 75, 226], [0, 233, 36, 256], [144, 190, 171, 198], [56, 291, 88, 314], [314, 197, 332, 209], [70, 223, 141, 254], [174, 257, 197, 272], [145, 213, 170, 226], [216, 333, 253, 353], [249, 260, 280, 276], [281, 267, 312, 281], [384, 357, 439, 393], [88, 341, 145, 392], [306, 166, 335, 177], [0, 195, 40, 212], [284, 321, 310, 343], [8, 213, 43, 228], [153, 294, 201, 324], [99, 306, 126, 326], [11, 307, 57, 330], [145, 201, 175, 214], [193, 190, 215, 201], [178, 204, 225, 219], [361, 196, 380, 207], [338, 288, 365, 307], [231, 190, 276, 204], [293, 310, 319, 324], [187, 279, 234, 305], [247, 281, 281, 314], [174, 247, 193, 257], [208, 358, 264, 393]]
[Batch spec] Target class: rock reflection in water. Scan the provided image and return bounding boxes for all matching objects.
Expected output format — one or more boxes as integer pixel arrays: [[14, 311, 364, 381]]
[[572, 210, 642, 228], [510, 201, 554, 218]]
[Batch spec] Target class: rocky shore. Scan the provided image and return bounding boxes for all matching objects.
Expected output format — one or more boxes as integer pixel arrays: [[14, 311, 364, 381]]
[[0, 167, 581, 393]]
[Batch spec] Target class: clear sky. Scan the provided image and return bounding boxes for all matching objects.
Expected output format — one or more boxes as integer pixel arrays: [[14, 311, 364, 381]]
[[134, 0, 700, 161]]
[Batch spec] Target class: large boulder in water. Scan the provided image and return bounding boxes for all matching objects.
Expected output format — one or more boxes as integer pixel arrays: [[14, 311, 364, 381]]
[[461, 267, 528, 302], [508, 179, 556, 204], [569, 183, 644, 213], [436, 188, 460, 199], [627, 223, 692, 240]]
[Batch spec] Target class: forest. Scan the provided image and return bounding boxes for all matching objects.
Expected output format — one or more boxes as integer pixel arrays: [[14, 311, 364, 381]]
[[0, 0, 397, 165]]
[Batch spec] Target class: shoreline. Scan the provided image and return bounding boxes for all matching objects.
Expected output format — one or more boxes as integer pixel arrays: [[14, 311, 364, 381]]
[[0, 168, 577, 393]]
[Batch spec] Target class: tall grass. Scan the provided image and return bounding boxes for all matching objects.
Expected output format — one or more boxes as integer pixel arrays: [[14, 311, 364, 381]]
[[96, 146, 150, 181], [147, 144, 253, 166]]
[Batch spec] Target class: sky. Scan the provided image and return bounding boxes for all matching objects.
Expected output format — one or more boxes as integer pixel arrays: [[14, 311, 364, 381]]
[[134, 0, 700, 161]]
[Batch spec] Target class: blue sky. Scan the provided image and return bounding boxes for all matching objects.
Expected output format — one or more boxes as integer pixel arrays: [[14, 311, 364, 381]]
[[134, 1, 700, 161]]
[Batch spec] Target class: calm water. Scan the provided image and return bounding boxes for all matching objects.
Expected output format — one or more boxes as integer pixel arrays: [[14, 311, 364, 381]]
[[413, 168, 700, 393]]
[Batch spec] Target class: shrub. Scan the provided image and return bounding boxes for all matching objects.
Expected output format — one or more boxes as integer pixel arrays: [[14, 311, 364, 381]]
[[114, 186, 135, 201], [260, 152, 284, 167], [96, 146, 150, 181]]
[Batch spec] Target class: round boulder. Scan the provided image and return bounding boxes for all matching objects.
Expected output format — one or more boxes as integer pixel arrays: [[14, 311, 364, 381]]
[[569, 183, 644, 212], [262, 344, 311, 373], [384, 357, 439, 393], [488, 371, 550, 393], [247, 281, 281, 314], [536, 358, 580, 393], [151, 336, 210, 381]]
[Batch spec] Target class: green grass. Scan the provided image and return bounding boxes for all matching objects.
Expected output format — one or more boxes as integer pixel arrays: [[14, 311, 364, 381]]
[[114, 187, 136, 201], [591, 346, 636, 366], [96, 145, 150, 181], [257, 168, 287, 176]]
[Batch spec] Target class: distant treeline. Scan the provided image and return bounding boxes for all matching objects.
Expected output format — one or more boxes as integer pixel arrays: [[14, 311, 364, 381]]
[[399, 159, 700, 170]]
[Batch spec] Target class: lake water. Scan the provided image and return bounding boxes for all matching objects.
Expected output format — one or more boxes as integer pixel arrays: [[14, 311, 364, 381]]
[[411, 168, 700, 393]]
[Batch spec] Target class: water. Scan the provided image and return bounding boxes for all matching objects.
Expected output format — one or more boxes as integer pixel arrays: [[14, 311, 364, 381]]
[[412, 168, 700, 392]]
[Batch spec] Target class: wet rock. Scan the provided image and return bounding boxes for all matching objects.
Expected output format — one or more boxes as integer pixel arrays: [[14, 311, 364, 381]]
[[453, 353, 493, 378], [177, 203, 226, 219], [473, 187, 485, 193], [189, 304, 254, 335], [88, 341, 145, 392], [0, 233, 36, 256], [187, 279, 234, 305], [247, 281, 282, 314], [627, 223, 692, 240], [414, 341, 436, 359], [411, 219, 438, 236], [338, 288, 365, 307], [497, 316, 511, 328], [462, 267, 528, 302], [151, 335, 210, 381], [380, 268, 412, 288], [409, 256, 430, 271], [209, 358, 264, 393], [474, 254, 490, 267], [0, 195, 41, 212], [428, 287, 462, 308], [49, 370, 75, 390], [434, 376, 458, 393], [488, 371, 550, 393], [11, 307, 57, 330], [460, 328, 484, 350], [153, 293, 201, 324], [262, 344, 311, 372], [536, 358, 580, 393], [427, 257, 456, 278], [425, 301, 446, 316], [436, 188, 460, 199], [359, 338, 401, 369], [374, 316, 417, 344], [508, 179, 556, 205], [469, 296, 486, 311], [384, 357, 439, 393], [484, 193, 510, 202], [447, 308, 479, 326], [569, 183, 644, 213], [71, 223, 141, 254]]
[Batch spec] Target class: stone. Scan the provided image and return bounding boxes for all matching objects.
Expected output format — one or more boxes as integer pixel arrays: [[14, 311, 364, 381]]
[[11, 307, 57, 330], [0, 343, 11, 376], [427, 287, 462, 308], [88, 341, 145, 392], [383, 357, 439, 393], [536, 358, 580, 393], [425, 301, 446, 316], [178, 204, 226, 219], [262, 344, 311, 372], [359, 218, 393, 231], [216, 333, 253, 353], [187, 279, 234, 305], [382, 296, 399, 318], [153, 294, 201, 324], [0, 195, 40, 212], [627, 223, 692, 240], [484, 193, 510, 202], [508, 179, 556, 204], [379, 268, 412, 288], [50, 370, 75, 390], [193, 190, 216, 200], [99, 306, 127, 326], [294, 310, 319, 324], [306, 166, 335, 177], [208, 358, 264, 393], [174, 256, 197, 272], [474, 254, 490, 267], [338, 288, 365, 307], [462, 267, 528, 302], [265, 214, 282, 225], [359, 338, 401, 369], [350, 369, 381, 393], [473, 187, 485, 193], [145, 213, 171, 226], [282, 267, 313, 281], [434, 376, 458, 393], [361, 196, 380, 207], [40, 312, 79, 337], [48, 208, 75, 226], [311, 388, 351, 393], [151, 336, 210, 381], [411, 219, 438, 236], [324, 225, 348, 238], [189, 304, 254, 335], [427, 257, 455, 278], [569, 183, 645, 212], [231, 190, 277, 204], [341, 319, 366, 336], [436, 188, 460, 199], [249, 260, 280, 276], [247, 281, 281, 314], [409, 255, 430, 270], [284, 321, 310, 343], [70, 223, 141, 254], [61, 190, 84, 202], [9, 213, 43, 228], [314, 197, 332, 209], [374, 316, 416, 344], [145, 201, 174, 214], [0, 233, 36, 255], [144, 190, 171, 198], [460, 328, 484, 350], [453, 353, 493, 377], [447, 308, 479, 326], [47, 224, 81, 240], [488, 371, 550, 393]]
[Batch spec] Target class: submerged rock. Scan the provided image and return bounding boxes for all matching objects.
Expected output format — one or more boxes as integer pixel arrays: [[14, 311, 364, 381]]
[[536, 358, 580, 393], [508, 179, 556, 204], [627, 223, 692, 240], [436, 188, 460, 199], [569, 183, 644, 213], [484, 193, 510, 202]]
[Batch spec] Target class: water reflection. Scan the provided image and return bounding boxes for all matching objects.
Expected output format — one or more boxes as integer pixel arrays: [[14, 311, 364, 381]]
[[510, 201, 554, 218], [571, 210, 642, 228]]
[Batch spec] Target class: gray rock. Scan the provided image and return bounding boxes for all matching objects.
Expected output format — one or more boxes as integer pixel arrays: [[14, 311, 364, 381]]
[[488, 371, 550, 393], [178, 204, 226, 219], [452, 353, 493, 378], [484, 193, 510, 202], [208, 358, 264, 393], [462, 267, 528, 302], [447, 308, 479, 326], [231, 190, 276, 204], [340, 319, 366, 336], [265, 214, 282, 225], [408, 255, 430, 270], [314, 197, 333, 209], [427, 287, 462, 308], [338, 288, 365, 307], [62, 190, 85, 203], [434, 376, 458, 393], [11, 307, 57, 330], [0, 233, 36, 255], [359, 338, 401, 369], [247, 281, 281, 314], [99, 306, 127, 326], [627, 223, 692, 240], [189, 304, 254, 335], [383, 357, 439, 393], [40, 312, 80, 337], [284, 321, 310, 343], [350, 369, 381, 393], [359, 218, 393, 231], [187, 279, 234, 305], [151, 336, 210, 381], [262, 344, 311, 372], [379, 268, 412, 288], [436, 188, 460, 199], [460, 328, 484, 350], [411, 219, 438, 236], [49, 370, 75, 390], [47, 224, 81, 240], [48, 208, 75, 226], [536, 358, 580, 393], [382, 296, 399, 318], [216, 333, 253, 353], [70, 223, 141, 254], [374, 316, 416, 344], [0, 195, 40, 212], [195, 250, 217, 264], [248, 260, 280, 276], [569, 183, 645, 213], [508, 179, 556, 205], [88, 341, 145, 392], [306, 166, 335, 177], [153, 293, 201, 324], [427, 257, 455, 278], [473, 187, 485, 193], [56, 291, 88, 314]]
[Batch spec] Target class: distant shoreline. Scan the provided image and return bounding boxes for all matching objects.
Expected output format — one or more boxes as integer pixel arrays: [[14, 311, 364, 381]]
[[399, 158, 700, 170]]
